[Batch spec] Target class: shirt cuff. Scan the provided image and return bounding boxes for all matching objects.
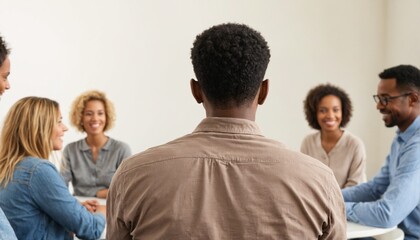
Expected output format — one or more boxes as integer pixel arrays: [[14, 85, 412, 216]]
[[345, 202, 356, 221]]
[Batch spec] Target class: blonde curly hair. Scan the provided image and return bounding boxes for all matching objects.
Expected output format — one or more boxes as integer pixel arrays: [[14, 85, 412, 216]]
[[69, 90, 116, 133]]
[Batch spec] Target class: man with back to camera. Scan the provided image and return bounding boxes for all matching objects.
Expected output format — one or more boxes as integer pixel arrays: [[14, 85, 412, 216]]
[[342, 65, 420, 240], [106, 23, 346, 239]]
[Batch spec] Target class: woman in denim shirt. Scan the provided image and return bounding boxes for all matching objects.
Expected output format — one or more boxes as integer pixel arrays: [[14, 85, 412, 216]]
[[0, 97, 106, 240]]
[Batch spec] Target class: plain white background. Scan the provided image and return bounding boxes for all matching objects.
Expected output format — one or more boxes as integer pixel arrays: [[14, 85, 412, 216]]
[[0, 0, 419, 178]]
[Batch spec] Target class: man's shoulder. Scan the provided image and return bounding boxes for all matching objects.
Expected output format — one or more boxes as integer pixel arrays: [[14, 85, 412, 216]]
[[412, 126, 420, 139], [400, 127, 420, 148], [116, 134, 195, 170], [278, 147, 336, 175], [119, 133, 333, 179], [264, 135, 334, 175]]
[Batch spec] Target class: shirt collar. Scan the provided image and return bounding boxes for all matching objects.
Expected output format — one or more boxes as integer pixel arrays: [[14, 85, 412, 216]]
[[193, 117, 263, 136], [397, 115, 420, 143], [81, 137, 111, 151]]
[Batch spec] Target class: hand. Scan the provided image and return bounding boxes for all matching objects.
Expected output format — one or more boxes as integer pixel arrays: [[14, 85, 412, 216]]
[[81, 200, 100, 213], [96, 204, 106, 216], [95, 189, 109, 199]]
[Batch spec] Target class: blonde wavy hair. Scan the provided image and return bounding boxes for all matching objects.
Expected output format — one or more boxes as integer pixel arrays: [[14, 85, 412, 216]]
[[69, 90, 115, 133], [0, 97, 59, 187]]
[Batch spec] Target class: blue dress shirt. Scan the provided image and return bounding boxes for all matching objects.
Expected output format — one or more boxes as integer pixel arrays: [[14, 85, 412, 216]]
[[342, 116, 420, 240], [0, 157, 105, 240]]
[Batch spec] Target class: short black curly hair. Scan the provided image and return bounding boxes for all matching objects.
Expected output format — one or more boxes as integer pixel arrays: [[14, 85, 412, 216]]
[[378, 65, 420, 92], [0, 35, 10, 67], [303, 84, 353, 130], [191, 23, 270, 108]]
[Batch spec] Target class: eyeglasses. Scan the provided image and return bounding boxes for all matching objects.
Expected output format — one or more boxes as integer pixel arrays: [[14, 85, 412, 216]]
[[373, 92, 412, 106]]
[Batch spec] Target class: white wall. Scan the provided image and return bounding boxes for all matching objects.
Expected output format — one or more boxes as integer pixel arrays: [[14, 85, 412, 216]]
[[0, 0, 405, 178]]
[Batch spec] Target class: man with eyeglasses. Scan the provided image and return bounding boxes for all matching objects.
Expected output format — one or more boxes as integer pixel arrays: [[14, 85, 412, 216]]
[[342, 64, 420, 240]]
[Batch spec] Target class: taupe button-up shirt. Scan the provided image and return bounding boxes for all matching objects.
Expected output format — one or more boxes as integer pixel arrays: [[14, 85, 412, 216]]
[[107, 117, 346, 239]]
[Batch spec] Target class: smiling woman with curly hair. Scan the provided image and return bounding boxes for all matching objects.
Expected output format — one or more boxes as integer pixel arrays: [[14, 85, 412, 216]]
[[60, 90, 131, 199], [301, 83, 366, 188]]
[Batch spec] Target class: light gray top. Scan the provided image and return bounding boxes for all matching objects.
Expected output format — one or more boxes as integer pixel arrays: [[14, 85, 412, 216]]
[[60, 137, 131, 197]]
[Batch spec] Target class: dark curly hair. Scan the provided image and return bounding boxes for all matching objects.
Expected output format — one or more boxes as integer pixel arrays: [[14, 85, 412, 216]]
[[0, 35, 10, 67], [378, 65, 420, 92], [304, 84, 353, 130], [191, 23, 270, 108]]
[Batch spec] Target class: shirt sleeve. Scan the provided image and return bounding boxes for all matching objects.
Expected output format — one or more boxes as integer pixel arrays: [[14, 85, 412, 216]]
[[0, 207, 17, 240], [343, 138, 367, 188], [60, 145, 73, 187], [300, 136, 309, 154], [106, 162, 132, 240], [343, 142, 420, 227], [118, 141, 132, 166], [323, 179, 347, 239], [30, 161, 105, 239]]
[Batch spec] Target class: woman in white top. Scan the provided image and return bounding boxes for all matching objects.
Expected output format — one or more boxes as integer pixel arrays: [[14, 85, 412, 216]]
[[301, 83, 366, 188]]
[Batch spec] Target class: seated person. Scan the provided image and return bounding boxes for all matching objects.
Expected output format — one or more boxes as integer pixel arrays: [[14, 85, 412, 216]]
[[0, 34, 17, 240], [61, 90, 131, 198], [0, 97, 105, 239], [106, 23, 346, 239], [301, 83, 366, 188], [343, 65, 420, 240], [0, 34, 11, 100]]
